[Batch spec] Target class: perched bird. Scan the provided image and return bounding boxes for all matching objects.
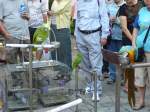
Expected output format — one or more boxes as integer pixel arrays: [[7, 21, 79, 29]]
[[72, 53, 83, 70]]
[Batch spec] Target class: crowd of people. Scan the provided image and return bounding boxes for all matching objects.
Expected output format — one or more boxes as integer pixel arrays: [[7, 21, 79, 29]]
[[0, 0, 150, 110]]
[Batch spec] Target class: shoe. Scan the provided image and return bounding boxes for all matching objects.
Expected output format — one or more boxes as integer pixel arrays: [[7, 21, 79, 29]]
[[99, 75, 104, 81], [133, 104, 145, 110], [85, 83, 92, 94], [85, 86, 91, 94], [103, 72, 109, 78], [107, 78, 115, 84], [90, 80, 102, 94], [92, 92, 100, 101], [121, 80, 125, 86], [123, 86, 128, 93]]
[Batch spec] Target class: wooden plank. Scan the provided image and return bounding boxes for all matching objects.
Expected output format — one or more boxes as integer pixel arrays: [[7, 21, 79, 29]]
[[102, 49, 120, 64]]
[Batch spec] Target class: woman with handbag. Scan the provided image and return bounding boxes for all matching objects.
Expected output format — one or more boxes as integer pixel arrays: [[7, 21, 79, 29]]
[[132, 0, 150, 110], [118, 0, 143, 93]]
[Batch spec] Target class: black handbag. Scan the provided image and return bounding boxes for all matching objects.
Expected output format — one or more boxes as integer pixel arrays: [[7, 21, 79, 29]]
[[135, 26, 150, 62]]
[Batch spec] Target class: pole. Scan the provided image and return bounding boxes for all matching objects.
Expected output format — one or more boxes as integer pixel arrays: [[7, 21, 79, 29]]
[[29, 46, 33, 112], [93, 71, 97, 112], [115, 65, 122, 112], [75, 68, 79, 112]]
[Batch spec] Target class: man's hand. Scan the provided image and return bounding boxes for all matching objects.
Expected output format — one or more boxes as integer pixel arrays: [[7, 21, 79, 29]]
[[100, 38, 107, 46], [110, 16, 116, 23], [47, 11, 54, 16], [21, 12, 30, 20], [4, 32, 11, 39], [0, 21, 11, 39]]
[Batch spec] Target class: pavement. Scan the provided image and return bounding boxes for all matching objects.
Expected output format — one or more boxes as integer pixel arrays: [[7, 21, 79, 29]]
[[14, 37, 150, 112]]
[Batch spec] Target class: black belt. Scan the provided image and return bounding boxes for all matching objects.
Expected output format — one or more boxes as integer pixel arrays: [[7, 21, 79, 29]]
[[78, 27, 101, 35]]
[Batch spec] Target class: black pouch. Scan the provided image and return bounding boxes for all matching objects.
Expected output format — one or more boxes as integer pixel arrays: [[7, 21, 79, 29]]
[[135, 26, 150, 62], [135, 47, 145, 62]]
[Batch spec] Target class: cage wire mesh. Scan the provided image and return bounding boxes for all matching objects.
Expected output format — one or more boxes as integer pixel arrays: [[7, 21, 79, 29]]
[[4, 10, 72, 110]]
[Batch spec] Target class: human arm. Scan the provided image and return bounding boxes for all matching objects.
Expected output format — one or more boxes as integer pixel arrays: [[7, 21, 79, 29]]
[[110, 16, 116, 23], [71, 0, 75, 18], [0, 2, 11, 39], [132, 15, 140, 48], [132, 28, 138, 48], [20, 1, 30, 21], [42, 14, 48, 23], [119, 16, 133, 42], [118, 4, 133, 42], [21, 12, 30, 21], [99, 0, 110, 45], [41, 0, 49, 23], [0, 21, 11, 39]]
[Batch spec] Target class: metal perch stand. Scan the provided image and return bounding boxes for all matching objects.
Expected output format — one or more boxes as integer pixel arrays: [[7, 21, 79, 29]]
[[102, 49, 150, 112], [74, 67, 98, 112]]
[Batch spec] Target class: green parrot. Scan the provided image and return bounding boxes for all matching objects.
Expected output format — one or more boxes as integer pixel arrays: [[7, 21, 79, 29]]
[[72, 53, 83, 70], [32, 22, 50, 51], [33, 23, 50, 44]]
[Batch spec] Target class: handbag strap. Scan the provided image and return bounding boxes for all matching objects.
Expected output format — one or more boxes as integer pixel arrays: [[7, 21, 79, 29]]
[[143, 25, 150, 44]]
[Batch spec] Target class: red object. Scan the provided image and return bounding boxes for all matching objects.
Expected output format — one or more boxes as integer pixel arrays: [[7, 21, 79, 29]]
[[0, 26, 2, 34], [44, 48, 49, 53]]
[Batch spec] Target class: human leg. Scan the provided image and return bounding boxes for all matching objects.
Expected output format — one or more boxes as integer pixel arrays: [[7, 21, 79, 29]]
[[5, 38, 19, 63], [76, 31, 92, 88], [134, 67, 147, 110], [133, 86, 145, 110], [29, 27, 36, 43], [84, 32, 103, 99], [102, 44, 109, 78], [50, 25, 72, 68], [19, 39, 30, 62]]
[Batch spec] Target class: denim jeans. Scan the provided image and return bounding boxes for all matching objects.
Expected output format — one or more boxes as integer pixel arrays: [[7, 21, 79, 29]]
[[50, 24, 72, 69], [102, 44, 109, 73], [108, 39, 122, 81]]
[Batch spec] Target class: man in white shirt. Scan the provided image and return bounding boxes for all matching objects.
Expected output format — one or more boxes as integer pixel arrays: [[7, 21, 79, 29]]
[[0, 0, 30, 63], [76, 0, 109, 100]]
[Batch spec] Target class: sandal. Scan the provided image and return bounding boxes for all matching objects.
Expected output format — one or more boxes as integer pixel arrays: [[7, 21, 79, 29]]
[[133, 104, 145, 110], [123, 86, 128, 93]]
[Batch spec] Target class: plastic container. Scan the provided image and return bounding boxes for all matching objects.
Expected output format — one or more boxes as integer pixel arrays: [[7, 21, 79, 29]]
[[19, 3, 28, 14]]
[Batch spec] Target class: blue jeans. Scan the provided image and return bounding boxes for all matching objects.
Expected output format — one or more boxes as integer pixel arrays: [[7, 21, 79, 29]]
[[50, 25, 72, 69], [108, 39, 122, 81]]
